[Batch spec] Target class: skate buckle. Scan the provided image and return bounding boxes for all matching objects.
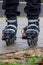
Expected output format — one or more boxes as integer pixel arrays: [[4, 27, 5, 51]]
[[2, 35, 6, 40], [22, 33, 27, 39]]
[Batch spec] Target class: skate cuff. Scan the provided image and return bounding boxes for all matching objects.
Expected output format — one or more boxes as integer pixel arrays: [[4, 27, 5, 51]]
[[28, 19, 39, 23], [6, 20, 17, 23]]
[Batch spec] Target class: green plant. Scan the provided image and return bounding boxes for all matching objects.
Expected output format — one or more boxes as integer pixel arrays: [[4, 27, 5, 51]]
[[27, 57, 42, 65], [0, 57, 43, 65]]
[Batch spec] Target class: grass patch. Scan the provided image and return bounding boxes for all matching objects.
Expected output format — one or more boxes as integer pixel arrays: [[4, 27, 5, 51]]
[[0, 57, 43, 65]]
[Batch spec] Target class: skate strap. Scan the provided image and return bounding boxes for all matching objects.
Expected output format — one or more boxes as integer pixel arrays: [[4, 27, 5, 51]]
[[4, 29, 15, 33], [7, 20, 17, 23], [5, 25, 17, 33], [6, 25, 17, 30], [27, 24, 39, 29], [28, 19, 39, 23], [26, 29, 39, 35]]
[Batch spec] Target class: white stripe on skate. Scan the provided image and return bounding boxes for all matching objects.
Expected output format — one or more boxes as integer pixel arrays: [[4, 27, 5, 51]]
[[5, 29, 15, 33], [7, 20, 16, 23], [7, 25, 17, 29], [27, 24, 39, 29], [26, 29, 39, 34], [28, 19, 38, 23]]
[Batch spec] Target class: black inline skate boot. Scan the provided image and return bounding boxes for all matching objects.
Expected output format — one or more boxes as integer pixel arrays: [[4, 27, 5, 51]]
[[2, 17, 17, 46], [22, 19, 40, 47]]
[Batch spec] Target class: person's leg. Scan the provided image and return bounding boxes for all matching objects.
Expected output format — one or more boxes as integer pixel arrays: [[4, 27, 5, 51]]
[[2, 0, 20, 18], [23, 0, 41, 46], [2, 0, 20, 45], [24, 0, 41, 19]]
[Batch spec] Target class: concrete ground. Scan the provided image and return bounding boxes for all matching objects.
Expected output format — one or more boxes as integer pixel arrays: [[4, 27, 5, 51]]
[[0, 17, 43, 54]]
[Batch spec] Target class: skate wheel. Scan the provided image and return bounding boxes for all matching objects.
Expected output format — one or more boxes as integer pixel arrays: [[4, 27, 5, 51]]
[[6, 43, 10, 46], [2, 35, 6, 40], [27, 37, 38, 47], [22, 33, 27, 39], [6, 39, 13, 46], [33, 37, 38, 46], [6, 39, 10, 46], [6, 38, 14, 46], [27, 39, 32, 47]]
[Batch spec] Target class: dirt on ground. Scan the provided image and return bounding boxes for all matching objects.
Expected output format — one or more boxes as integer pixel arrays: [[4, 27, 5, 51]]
[[0, 47, 43, 63]]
